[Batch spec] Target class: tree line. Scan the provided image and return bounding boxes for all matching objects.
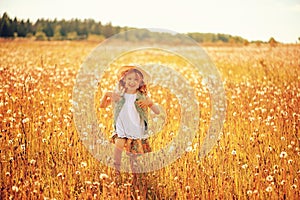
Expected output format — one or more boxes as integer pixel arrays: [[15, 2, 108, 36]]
[[186, 32, 248, 44], [0, 12, 265, 44], [0, 12, 126, 40]]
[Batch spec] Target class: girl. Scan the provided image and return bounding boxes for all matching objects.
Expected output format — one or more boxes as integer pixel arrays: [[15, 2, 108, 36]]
[[100, 65, 160, 172]]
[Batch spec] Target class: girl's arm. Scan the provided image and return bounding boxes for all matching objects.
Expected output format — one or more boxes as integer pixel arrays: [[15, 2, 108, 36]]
[[100, 91, 121, 108], [99, 92, 112, 108], [149, 101, 160, 115], [137, 97, 160, 114]]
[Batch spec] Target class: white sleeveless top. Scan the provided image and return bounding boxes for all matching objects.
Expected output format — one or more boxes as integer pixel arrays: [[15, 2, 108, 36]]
[[116, 93, 146, 139]]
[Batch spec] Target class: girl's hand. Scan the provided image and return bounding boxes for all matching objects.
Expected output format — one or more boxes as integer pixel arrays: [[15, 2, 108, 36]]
[[136, 98, 153, 109], [100, 92, 111, 108], [137, 97, 160, 114], [111, 92, 121, 102]]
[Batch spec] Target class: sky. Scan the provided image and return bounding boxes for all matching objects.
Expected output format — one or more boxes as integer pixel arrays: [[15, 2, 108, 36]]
[[1, 0, 299, 43]]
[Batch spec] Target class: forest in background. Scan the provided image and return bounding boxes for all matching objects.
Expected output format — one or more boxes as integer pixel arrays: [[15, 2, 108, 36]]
[[0, 12, 279, 44]]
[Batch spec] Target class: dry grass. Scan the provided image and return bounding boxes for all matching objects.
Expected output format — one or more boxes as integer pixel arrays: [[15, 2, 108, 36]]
[[0, 40, 299, 199]]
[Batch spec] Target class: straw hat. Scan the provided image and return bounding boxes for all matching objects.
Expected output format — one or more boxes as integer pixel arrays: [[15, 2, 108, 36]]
[[117, 65, 151, 83]]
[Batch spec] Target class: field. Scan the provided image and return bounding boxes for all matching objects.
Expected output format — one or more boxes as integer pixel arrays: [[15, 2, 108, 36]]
[[0, 39, 299, 199]]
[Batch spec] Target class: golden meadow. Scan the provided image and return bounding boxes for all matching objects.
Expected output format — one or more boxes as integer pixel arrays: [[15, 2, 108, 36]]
[[0, 40, 299, 199]]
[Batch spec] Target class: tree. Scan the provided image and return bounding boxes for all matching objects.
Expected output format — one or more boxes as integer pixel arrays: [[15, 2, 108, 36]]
[[35, 31, 47, 40], [268, 37, 278, 47], [91, 22, 102, 35], [25, 19, 34, 34], [102, 22, 114, 38], [0, 12, 14, 37], [59, 20, 67, 37], [43, 21, 54, 37], [34, 19, 45, 34], [217, 33, 229, 42], [17, 20, 27, 37], [77, 21, 88, 37], [53, 25, 62, 40]]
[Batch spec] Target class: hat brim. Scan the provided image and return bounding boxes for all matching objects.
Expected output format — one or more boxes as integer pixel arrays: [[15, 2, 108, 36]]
[[118, 65, 151, 83]]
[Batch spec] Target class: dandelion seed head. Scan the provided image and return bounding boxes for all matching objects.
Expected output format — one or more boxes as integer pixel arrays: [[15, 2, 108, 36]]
[[266, 175, 273, 182], [100, 173, 109, 180], [169, 145, 175, 153], [279, 151, 287, 158], [81, 161, 87, 168], [185, 185, 190, 192], [21, 144, 26, 150], [242, 164, 248, 169], [268, 146, 273, 151], [22, 118, 29, 123], [85, 181, 92, 185], [93, 181, 100, 186], [30, 159, 36, 165], [266, 185, 273, 192], [247, 190, 253, 195], [291, 184, 297, 189], [231, 149, 237, 155], [185, 146, 193, 152], [12, 186, 19, 192]]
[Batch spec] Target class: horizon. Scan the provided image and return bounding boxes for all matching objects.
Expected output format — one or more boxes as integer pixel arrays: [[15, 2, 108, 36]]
[[0, 12, 270, 43], [1, 0, 299, 43]]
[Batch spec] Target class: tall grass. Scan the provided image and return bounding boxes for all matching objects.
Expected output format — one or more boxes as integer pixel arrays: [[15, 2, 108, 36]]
[[0, 40, 299, 199]]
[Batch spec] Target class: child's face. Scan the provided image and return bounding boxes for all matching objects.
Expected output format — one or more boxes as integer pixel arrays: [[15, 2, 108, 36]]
[[124, 72, 142, 93]]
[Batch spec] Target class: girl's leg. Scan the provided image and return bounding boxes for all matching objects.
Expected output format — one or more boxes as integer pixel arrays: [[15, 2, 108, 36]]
[[136, 139, 144, 153], [114, 138, 126, 172], [126, 138, 132, 152], [129, 139, 144, 174]]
